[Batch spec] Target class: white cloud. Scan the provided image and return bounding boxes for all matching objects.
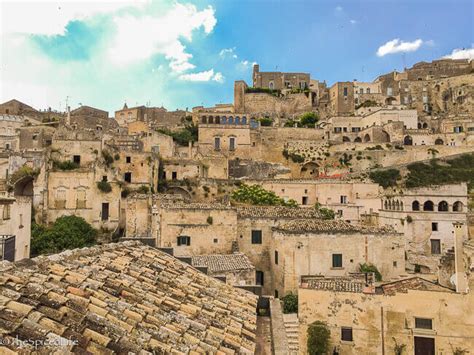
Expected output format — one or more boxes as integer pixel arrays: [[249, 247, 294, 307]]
[[335, 5, 343, 11], [0, 0, 148, 36], [443, 48, 474, 60], [179, 69, 224, 82], [108, 3, 217, 71], [376, 38, 423, 57], [350, 19, 358, 25], [219, 47, 237, 58]]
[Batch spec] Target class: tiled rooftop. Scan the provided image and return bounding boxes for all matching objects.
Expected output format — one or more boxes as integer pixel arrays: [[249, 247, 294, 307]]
[[275, 219, 396, 234], [237, 206, 321, 219], [381, 277, 454, 295], [300, 274, 373, 293], [0, 241, 258, 354], [192, 253, 255, 273], [160, 201, 233, 210]]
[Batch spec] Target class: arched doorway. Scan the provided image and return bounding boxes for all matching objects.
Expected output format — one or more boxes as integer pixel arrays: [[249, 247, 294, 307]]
[[404, 136, 413, 145], [435, 138, 444, 145], [354, 137, 362, 143], [381, 131, 390, 143], [342, 136, 351, 142], [300, 162, 319, 178], [363, 134, 371, 142]]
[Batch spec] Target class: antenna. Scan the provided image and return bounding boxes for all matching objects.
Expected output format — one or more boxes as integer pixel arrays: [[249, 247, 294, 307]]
[[402, 53, 406, 70]]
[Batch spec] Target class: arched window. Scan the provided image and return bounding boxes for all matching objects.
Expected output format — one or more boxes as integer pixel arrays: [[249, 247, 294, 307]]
[[228, 116, 234, 124], [423, 200, 434, 211], [404, 136, 413, 145], [342, 136, 351, 142], [412, 200, 420, 211], [215, 116, 220, 124], [388, 200, 392, 210], [395, 200, 400, 210], [438, 201, 449, 212], [221, 116, 227, 124], [435, 138, 444, 145], [201, 116, 207, 124], [400, 201, 404, 211], [423, 123, 428, 129], [418, 123, 422, 129], [384, 200, 388, 210], [453, 201, 463, 212], [235, 117, 240, 125], [208, 116, 214, 124], [364, 134, 371, 142], [242, 117, 247, 125], [354, 137, 362, 143]]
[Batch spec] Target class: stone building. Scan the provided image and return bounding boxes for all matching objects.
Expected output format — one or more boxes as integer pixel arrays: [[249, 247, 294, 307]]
[[297, 225, 473, 354], [252, 64, 310, 91], [271, 219, 404, 296], [115, 103, 188, 128], [0, 241, 258, 354], [376, 183, 469, 273], [191, 253, 256, 286], [328, 82, 355, 116]]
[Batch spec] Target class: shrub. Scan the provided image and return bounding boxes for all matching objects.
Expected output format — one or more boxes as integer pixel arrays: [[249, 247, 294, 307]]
[[137, 185, 149, 194], [314, 203, 335, 220], [282, 149, 305, 163], [231, 184, 297, 207], [356, 99, 378, 110], [369, 169, 400, 188], [158, 123, 198, 146], [298, 112, 319, 127], [307, 321, 330, 355], [53, 160, 79, 171], [281, 293, 298, 313], [259, 117, 273, 127], [121, 187, 131, 198], [114, 153, 120, 161], [97, 181, 112, 193], [406, 215, 413, 223], [102, 151, 114, 166], [359, 263, 382, 281], [206, 216, 213, 225], [9, 166, 40, 183], [245, 87, 281, 97], [31, 216, 97, 257]]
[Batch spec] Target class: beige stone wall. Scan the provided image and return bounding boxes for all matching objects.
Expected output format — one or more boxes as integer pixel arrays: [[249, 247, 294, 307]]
[[198, 125, 252, 158], [0, 196, 31, 261], [209, 268, 256, 287], [241, 92, 312, 117], [157, 207, 237, 256], [47, 170, 120, 230], [51, 139, 102, 167], [298, 286, 474, 354], [113, 150, 158, 187], [272, 231, 405, 295], [163, 160, 201, 180], [125, 195, 151, 239]]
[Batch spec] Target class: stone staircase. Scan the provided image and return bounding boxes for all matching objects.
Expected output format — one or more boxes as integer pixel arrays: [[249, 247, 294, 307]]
[[283, 313, 299, 354]]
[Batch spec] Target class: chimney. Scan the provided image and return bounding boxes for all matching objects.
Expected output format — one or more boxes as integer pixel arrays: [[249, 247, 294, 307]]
[[453, 222, 469, 293]]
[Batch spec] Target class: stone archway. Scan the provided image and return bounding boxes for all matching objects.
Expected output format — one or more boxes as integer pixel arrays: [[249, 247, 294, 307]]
[[363, 134, 371, 142], [300, 162, 319, 178], [435, 138, 444, 145], [404, 136, 413, 145]]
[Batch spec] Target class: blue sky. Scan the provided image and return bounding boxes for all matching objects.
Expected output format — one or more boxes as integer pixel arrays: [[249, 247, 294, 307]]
[[0, 0, 472, 115]]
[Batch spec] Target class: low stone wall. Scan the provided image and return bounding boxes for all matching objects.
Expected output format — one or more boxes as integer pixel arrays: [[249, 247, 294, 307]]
[[270, 298, 289, 355]]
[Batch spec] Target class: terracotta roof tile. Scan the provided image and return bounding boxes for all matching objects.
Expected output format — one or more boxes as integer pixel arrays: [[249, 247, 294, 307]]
[[0, 241, 258, 353], [275, 219, 397, 234], [192, 253, 255, 273]]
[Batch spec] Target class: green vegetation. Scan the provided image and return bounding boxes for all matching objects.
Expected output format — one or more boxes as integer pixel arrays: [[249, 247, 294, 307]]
[[307, 321, 330, 355], [355, 99, 378, 110], [369, 169, 401, 188], [31, 216, 97, 257], [9, 166, 40, 183], [359, 263, 382, 281], [158, 122, 198, 146], [97, 181, 112, 193], [245, 87, 281, 97], [393, 338, 407, 355], [231, 184, 298, 207], [314, 203, 335, 220], [259, 117, 273, 126], [406, 154, 474, 189], [121, 187, 131, 198], [102, 150, 114, 166], [53, 160, 79, 171], [282, 149, 305, 163], [365, 145, 384, 151], [137, 185, 150, 194], [284, 112, 319, 128], [281, 293, 298, 313]]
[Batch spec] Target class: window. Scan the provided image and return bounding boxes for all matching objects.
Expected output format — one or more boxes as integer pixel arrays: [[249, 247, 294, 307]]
[[177, 236, 191, 246], [2, 205, 11, 220], [76, 189, 86, 209], [124, 172, 132, 183], [274, 290, 279, 298], [256, 271, 264, 286], [251, 230, 262, 244], [366, 88, 370, 94], [343, 87, 348, 96], [393, 261, 398, 267], [302, 196, 308, 205], [341, 327, 353, 341], [126, 156, 131, 163], [213, 238, 218, 244], [431, 239, 441, 254], [55, 189, 66, 209], [431, 222, 438, 232], [229, 137, 236, 151], [73, 155, 81, 165], [214, 137, 221, 150], [32, 134, 38, 140], [415, 318, 433, 330], [412, 200, 420, 211], [101, 203, 109, 221], [274, 251, 279, 265], [332, 254, 343, 268], [172, 172, 177, 180], [340, 195, 347, 204], [102, 176, 108, 182]]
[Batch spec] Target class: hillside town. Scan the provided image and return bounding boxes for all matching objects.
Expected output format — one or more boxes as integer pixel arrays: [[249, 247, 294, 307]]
[[0, 58, 474, 354]]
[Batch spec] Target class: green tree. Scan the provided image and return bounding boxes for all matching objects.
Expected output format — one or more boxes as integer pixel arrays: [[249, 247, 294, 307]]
[[281, 293, 298, 313], [31, 216, 97, 256], [231, 184, 297, 207], [359, 263, 382, 281], [307, 321, 330, 355], [369, 169, 400, 188], [299, 112, 319, 127]]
